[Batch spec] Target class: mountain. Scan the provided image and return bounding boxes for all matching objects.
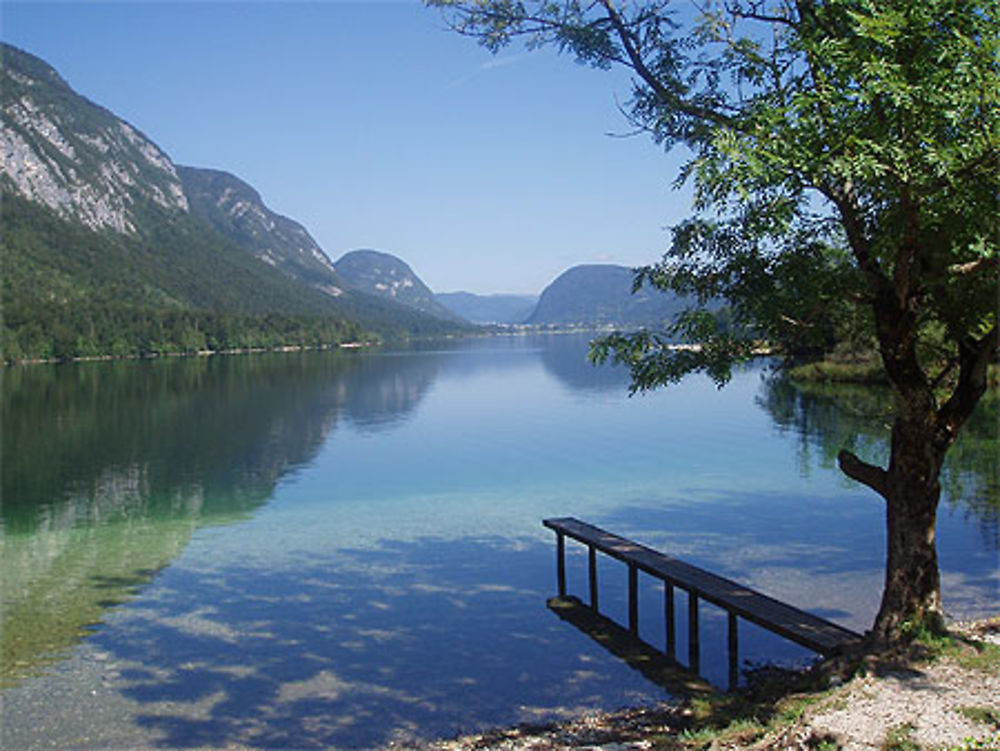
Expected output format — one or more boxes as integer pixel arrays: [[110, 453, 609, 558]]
[[334, 249, 462, 323], [0, 43, 461, 361], [0, 44, 188, 233], [527, 264, 687, 327], [177, 166, 346, 297], [435, 292, 538, 325]]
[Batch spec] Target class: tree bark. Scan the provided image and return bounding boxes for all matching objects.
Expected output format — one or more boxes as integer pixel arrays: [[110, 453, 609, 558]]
[[870, 414, 947, 645]]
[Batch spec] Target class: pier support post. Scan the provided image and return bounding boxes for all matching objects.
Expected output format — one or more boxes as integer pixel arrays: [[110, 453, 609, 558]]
[[628, 563, 638, 635], [556, 532, 566, 597], [664, 582, 675, 659], [588, 545, 599, 611], [728, 612, 739, 691], [688, 592, 700, 672]]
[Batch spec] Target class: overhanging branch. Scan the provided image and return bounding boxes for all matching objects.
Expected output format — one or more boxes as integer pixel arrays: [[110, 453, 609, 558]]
[[838, 450, 888, 499]]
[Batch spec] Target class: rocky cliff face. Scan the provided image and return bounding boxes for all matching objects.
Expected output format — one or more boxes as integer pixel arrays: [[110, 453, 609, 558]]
[[178, 166, 345, 297], [0, 43, 188, 234]]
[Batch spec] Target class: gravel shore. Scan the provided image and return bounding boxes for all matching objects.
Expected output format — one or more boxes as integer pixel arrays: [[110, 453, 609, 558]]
[[401, 619, 1000, 751]]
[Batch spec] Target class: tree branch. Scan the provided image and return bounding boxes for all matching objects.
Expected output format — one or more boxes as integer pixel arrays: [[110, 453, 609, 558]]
[[838, 449, 889, 498], [820, 181, 886, 291], [936, 324, 1000, 446], [948, 256, 999, 277], [727, 0, 796, 27], [597, 0, 735, 127], [891, 186, 921, 307]]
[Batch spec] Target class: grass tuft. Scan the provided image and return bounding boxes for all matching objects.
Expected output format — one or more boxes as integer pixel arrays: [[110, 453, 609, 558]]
[[902, 622, 1000, 673], [945, 737, 1000, 751], [956, 706, 1000, 730], [882, 722, 920, 751]]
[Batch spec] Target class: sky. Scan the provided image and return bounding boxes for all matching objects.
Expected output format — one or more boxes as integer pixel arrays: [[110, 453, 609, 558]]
[[2, 0, 696, 295]]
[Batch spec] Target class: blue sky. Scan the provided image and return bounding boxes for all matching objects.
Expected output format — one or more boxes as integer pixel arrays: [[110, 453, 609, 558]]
[[3, 1, 694, 295]]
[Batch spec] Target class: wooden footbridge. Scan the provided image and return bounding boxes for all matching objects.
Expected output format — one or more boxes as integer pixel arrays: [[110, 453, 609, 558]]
[[544, 517, 863, 690]]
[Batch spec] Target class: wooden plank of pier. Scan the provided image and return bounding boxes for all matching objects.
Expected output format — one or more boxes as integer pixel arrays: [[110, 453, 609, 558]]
[[543, 517, 862, 659]]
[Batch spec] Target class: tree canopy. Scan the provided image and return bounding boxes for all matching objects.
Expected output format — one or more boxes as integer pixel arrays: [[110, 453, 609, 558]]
[[431, 0, 999, 645]]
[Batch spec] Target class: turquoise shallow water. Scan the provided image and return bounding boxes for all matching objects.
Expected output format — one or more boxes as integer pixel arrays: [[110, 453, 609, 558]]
[[2, 334, 997, 748]]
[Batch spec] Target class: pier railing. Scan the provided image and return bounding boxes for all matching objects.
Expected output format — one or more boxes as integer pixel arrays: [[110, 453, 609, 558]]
[[543, 517, 862, 689]]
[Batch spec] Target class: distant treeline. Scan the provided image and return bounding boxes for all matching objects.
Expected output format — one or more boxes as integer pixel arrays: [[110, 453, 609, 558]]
[[1, 301, 367, 363]]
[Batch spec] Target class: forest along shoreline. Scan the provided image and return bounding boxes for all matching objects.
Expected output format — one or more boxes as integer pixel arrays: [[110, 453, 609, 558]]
[[398, 617, 1000, 751], [2, 339, 378, 366]]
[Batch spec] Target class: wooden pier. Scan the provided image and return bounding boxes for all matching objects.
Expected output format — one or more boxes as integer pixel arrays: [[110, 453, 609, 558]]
[[544, 517, 863, 689]]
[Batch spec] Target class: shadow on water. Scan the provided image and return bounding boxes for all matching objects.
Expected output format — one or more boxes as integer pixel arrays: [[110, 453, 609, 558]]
[[85, 536, 677, 749]]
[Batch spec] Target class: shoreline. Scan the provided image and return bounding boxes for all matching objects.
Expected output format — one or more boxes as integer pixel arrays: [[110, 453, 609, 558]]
[[0, 339, 378, 367], [400, 617, 1000, 751]]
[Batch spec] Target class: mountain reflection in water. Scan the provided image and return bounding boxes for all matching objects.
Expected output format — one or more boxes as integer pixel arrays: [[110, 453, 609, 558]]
[[1, 349, 438, 685]]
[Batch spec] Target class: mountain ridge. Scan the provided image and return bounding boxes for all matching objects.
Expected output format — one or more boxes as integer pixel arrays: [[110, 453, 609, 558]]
[[1, 42, 692, 363], [0, 42, 465, 361], [178, 165, 346, 297]]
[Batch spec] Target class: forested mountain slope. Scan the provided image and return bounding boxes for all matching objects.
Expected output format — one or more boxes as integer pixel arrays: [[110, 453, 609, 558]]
[[0, 43, 461, 361], [178, 166, 347, 297], [527, 265, 687, 327]]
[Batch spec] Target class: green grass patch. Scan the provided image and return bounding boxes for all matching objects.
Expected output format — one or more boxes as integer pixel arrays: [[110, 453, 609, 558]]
[[809, 738, 842, 751], [773, 691, 828, 725], [903, 621, 1000, 673], [953, 639, 1000, 672], [945, 737, 1000, 751], [882, 723, 920, 751], [788, 359, 888, 384], [656, 666, 836, 750], [956, 706, 1000, 730], [789, 357, 998, 390]]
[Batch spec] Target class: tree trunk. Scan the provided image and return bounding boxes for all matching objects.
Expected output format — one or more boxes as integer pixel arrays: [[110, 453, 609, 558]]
[[870, 416, 946, 645]]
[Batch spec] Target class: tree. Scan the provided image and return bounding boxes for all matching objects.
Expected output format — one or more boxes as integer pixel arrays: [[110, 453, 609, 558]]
[[430, 0, 999, 647]]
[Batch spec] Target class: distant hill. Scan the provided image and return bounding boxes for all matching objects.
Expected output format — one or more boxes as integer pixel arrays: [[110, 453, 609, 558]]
[[334, 250, 463, 323], [436, 292, 538, 325], [527, 264, 687, 327], [0, 43, 461, 361]]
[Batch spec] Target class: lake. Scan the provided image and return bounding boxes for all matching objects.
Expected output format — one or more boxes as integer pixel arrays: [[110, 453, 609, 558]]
[[2, 333, 997, 749]]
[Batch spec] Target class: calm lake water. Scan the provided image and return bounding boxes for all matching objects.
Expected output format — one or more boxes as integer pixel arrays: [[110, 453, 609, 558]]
[[2, 334, 997, 749]]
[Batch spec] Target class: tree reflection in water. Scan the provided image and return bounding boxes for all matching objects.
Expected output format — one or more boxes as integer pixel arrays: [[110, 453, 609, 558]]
[[758, 373, 998, 548]]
